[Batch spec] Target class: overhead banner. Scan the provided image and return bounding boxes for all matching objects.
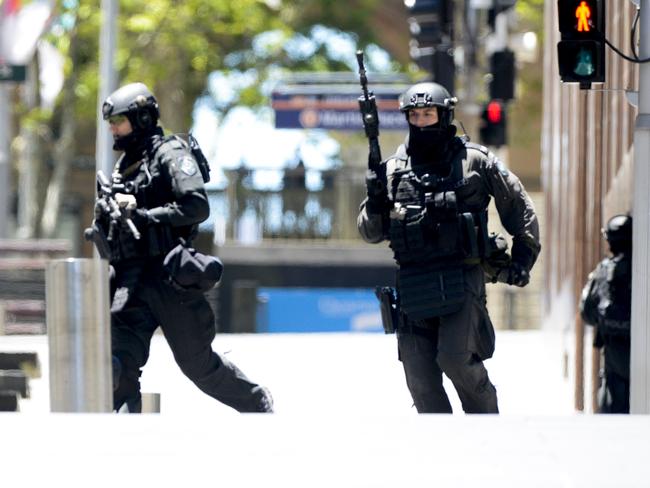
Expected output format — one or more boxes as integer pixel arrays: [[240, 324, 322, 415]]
[[271, 84, 409, 131]]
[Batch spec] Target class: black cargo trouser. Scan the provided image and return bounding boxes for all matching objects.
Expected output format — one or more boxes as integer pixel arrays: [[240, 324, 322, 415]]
[[600, 336, 630, 414], [110, 258, 270, 413], [397, 265, 499, 414]]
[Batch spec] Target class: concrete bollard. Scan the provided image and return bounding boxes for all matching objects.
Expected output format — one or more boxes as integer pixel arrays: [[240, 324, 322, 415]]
[[0, 370, 29, 398], [46, 258, 112, 412], [0, 392, 19, 412], [141, 392, 161, 413]]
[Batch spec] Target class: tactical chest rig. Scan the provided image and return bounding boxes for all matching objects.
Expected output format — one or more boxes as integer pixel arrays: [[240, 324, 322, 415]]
[[107, 134, 210, 263], [388, 141, 489, 321]]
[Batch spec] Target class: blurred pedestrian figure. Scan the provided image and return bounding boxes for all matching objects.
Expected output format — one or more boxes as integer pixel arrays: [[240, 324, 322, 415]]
[[580, 214, 632, 413]]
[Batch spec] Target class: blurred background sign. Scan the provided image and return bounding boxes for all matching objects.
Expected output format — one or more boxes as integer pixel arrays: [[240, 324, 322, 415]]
[[257, 287, 382, 333], [0, 64, 26, 82], [271, 72, 410, 130]]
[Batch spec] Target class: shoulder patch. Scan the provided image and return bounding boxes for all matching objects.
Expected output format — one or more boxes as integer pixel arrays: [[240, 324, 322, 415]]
[[178, 155, 197, 176]]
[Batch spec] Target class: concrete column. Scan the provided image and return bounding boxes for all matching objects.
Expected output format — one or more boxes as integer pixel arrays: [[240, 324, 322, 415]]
[[46, 258, 112, 412], [95, 0, 118, 177], [630, 0, 650, 414], [0, 85, 12, 237]]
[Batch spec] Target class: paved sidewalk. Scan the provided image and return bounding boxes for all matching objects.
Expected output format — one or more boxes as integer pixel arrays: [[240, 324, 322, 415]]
[[2, 331, 648, 487], [1, 330, 573, 415]]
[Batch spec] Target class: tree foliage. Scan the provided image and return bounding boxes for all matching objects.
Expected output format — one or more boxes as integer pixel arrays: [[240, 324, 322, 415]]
[[19, 0, 402, 237], [49, 0, 396, 134]]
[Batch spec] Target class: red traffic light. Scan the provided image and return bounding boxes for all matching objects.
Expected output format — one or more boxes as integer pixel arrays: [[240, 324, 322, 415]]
[[480, 100, 507, 147], [486, 101, 503, 124]]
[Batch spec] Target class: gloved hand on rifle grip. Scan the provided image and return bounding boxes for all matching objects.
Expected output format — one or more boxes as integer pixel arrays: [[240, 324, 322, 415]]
[[365, 169, 389, 214], [365, 169, 386, 199], [130, 208, 152, 229], [94, 199, 110, 219], [115, 193, 137, 210]]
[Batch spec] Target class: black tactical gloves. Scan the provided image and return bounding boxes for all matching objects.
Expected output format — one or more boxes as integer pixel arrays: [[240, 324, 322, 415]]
[[94, 198, 109, 219], [505, 261, 530, 287], [507, 238, 539, 287], [130, 208, 152, 229], [365, 169, 389, 214]]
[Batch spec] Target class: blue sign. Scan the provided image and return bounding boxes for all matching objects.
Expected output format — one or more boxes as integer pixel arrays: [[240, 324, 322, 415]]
[[256, 287, 383, 333], [273, 107, 408, 131], [271, 85, 409, 131]]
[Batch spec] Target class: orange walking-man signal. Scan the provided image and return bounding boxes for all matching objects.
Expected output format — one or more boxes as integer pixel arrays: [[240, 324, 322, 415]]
[[576, 1, 591, 32]]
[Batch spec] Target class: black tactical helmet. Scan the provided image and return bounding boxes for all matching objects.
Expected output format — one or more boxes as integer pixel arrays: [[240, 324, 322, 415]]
[[602, 214, 632, 246], [102, 82, 159, 131], [399, 82, 457, 128]]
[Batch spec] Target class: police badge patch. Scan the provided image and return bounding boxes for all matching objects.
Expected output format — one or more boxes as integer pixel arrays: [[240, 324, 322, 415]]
[[179, 156, 197, 176]]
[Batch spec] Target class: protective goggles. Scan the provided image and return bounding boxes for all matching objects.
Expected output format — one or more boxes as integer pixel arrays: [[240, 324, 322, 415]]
[[107, 114, 128, 125]]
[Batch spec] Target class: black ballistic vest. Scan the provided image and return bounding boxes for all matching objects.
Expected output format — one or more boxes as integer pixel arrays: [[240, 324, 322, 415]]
[[595, 255, 631, 336], [106, 136, 195, 263], [388, 143, 488, 320]]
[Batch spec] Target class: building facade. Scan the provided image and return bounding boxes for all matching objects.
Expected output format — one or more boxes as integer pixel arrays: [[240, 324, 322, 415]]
[[541, 0, 638, 410]]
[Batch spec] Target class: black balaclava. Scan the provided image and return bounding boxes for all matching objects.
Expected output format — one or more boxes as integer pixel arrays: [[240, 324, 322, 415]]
[[407, 118, 457, 167], [608, 237, 632, 256]]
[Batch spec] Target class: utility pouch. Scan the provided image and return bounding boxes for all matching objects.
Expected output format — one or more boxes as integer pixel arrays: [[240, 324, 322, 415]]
[[398, 264, 465, 320], [163, 239, 223, 292], [375, 286, 399, 334], [460, 212, 479, 259]]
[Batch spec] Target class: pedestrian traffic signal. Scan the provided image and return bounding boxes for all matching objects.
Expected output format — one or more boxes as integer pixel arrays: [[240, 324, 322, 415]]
[[479, 100, 507, 147], [556, 0, 605, 88]]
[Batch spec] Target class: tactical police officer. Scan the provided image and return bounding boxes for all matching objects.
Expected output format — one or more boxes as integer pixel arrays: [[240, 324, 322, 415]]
[[90, 82, 273, 413], [580, 214, 632, 413], [358, 82, 540, 413]]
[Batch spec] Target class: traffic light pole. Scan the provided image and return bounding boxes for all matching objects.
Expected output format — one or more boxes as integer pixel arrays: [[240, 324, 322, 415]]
[[630, 0, 650, 414], [0, 85, 10, 238], [95, 0, 118, 178]]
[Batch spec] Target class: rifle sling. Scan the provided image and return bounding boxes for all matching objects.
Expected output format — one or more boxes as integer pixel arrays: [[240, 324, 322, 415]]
[[121, 158, 145, 178]]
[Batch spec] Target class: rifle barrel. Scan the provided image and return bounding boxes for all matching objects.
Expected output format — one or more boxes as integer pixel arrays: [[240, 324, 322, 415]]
[[356, 50, 370, 100]]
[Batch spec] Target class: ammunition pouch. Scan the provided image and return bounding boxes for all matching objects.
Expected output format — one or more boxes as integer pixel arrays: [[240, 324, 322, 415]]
[[389, 206, 488, 265], [397, 263, 465, 320], [375, 286, 399, 334]]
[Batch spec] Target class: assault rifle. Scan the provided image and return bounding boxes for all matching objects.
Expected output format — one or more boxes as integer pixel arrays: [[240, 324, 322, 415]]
[[356, 50, 387, 200], [84, 170, 141, 259]]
